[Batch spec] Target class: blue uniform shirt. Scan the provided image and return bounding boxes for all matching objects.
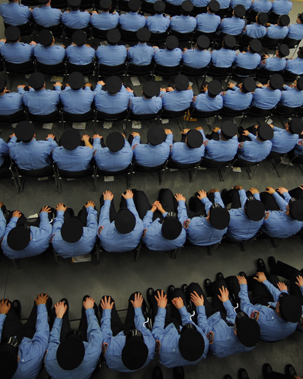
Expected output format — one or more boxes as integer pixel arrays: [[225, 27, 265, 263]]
[[33, 5, 62, 27], [191, 0, 210, 6], [0, 3, 31, 26], [0, 304, 49, 379], [162, 89, 194, 111], [52, 146, 93, 171], [154, 47, 183, 67], [193, 92, 223, 112], [238, 133, 272, 162], [287, 23, 303, 40], [211, 48, 236, 68], [61, 9, 90, 28], [66, 44, 95, 65], [279, 86, 303, 108], [262, 192, 303, 238], [166, 0, 185, 5], [34, 44, 66, 65], [0, 88, 24, 116], [271, 0, 292, 15], [231, 0, 251, 9], [285, 57, 303, 75], [90, 11, 119, 30], [266, 25, 288, 39], [8, 136, 57, 170], [146, 14, 170, 33], [96, 44, 127, 66], [170, 129, 206, 164], [251, 0, 272, 13], [0, 207, 7, 240], [94, 84, 133, 114], [219, 16, 245, 35], [196, 13, 221, 33], [98, 199, 143, 252], [131, 134, 173, 167], [226, 190, 264, 240], [216, 0, 230, 9], [152, 306, 209, 368], [239, 282, 297, 341], [60, 87, 94, 114], [52, 207, 97, 258], [0, 42, 34, 64], [243, 23, 266, 38], [235, 51, 261, 70], [177, 195, 228, 246], [128, 43, 155, 65], [182, 49, 211, 69], [119, 12, 146, 32], [21, 86, 61, 116], [101, 307, 155, 372], [223, 87, 253, 110], [271, 126, 299, 153], [2, 213, 52, 259], [251, 87, 281, 109], [93, 137, 133, 171], [45, 309, 103, 379], [204, 130, 238, 161], [170, 15, 196, 33], [129, 96, 162, 115]]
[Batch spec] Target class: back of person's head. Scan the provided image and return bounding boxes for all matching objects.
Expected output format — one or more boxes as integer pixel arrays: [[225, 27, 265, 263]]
[[234, 4, 245, 18], [207, 80, 222, 98], [257, 12, 268, 25], [154, 0, 165, 14], [122, 330, 148, 370], [107, 29, 121, 45], [278, 14, 290, 27], [179, 324, 205, 361], [181, 0, 193, 15], [235, 312, 260, 347], [278, 293, 302, 323], [57, 331, 85, 370], [68, 0, 81, 11], [223, 35, 236, 50], [100, 0, 111, 11]]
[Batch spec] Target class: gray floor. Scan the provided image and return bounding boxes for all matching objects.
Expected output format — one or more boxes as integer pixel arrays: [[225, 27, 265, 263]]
[[0, 1, 303, 378]]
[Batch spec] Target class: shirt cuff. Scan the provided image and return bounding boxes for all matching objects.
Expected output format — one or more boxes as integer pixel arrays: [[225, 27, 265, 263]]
[[178, 306, 188, 317], [196, 305, 205, 315], [134, 307, 143, 316], [85, 308, 95, 317], [102, 309, 111, 319]]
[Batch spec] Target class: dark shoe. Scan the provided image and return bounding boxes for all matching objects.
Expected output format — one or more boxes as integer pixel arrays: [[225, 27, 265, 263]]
[[239, 271, 247, 279], [204, 278, 212, 297], [262, 363, 273, 379], [167, 285, 175, 301], [238, 368, 249, 379], [285, 364, 297, 377], [268, 256, 276, 272], [152, 366, 163, 379], [216, 272, 224, 281], [12, 300, 21, 319], [147, 287, 155, 308], [257, 258, 266, 271], [181, 284, 188, 294], [173, 366, 185, 379]]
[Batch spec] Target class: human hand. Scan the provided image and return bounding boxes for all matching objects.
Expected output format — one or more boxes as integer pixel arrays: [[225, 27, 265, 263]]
[[85, 201, 95, 208], [10, 133, 16, 138], [155, 290, 167, 308], [56, 203, 67, 212], [277, 282, 288, 292], [197, 190, 207, 200], [242, 130, 249, 136], [0, 202, 3, 208], [249, 187, 259, 194], [257, 83, 263, 88], [47, 134, 55, 140], [0, 299, 11, 314], [166, 87, 174, 92], [151, 201, 159, 212], [81, 134, 90, 142], [218, 287, 229, 303], [228, 83, 236, 88], [277, 187, 288, 194], [195, 126, 203, 131], [296, 275, 303, 288], [12, 210, 22, 218], [100, 296, 114, 310], [97, 81, 105, 86], [126, 87, 133, 93], [233, 185, 243, 190], [182, 128, 190, 134], [265, 186, 275, 194], [54, 82, 62, 87], [103, 191, 114, 201], [84, 83, 92, 88], [213, 127, 220, 133], [83, 296, 95, 309], [55, 301, 67, 318], [131, 293, 143, 308], [165, 129, 172, 135], [237, 275, 247, 285], [175, 193, 186, 202], [254, 271, 267, 283], [93, 134, 102, 139], [17, 85, 26, 89], [35, 293, 49, 305], [122, 189, 133, 199], [29, 41, 37, 46], [208, 189, 219, 194], [40, 206, 52, 214], [190, 291, 204, 307], [172, 297, 184, 309], [131, 132, 140, 137]]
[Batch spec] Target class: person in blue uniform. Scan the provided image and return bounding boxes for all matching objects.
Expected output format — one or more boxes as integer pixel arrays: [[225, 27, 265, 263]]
[[33, 0, 62, 28], [286, 13, 303, 40], [0, 26, 35, 64], [266, 15, 289, 40], [127, 28, 156, 66], [98, 190, 143, 253], [204, 121, 238, 162], [221, 186, 265, 241], [130, 126, 173, 168], [119, 0, 146, 32], [62, 0, 90, 29], [182, 35, 211, 69], [175, 190, 230, 246], [154, 35, 182, 67], [94, 76, 133, 114], [196, 1, 221, 34], [230, 0, 251, 10], [271, 0, 292, 16], [170, 1, 196, 34], [45, 296, 102, 379], [148, 286, 208, 367], [192, 80, 223, 113], [260, 186, 303, 238], [237, 123, 273, 162], [250, 0, 271, 13], [96, 29, 127, 66], [100, 292, 155, 372], [20, 72, 61, 117], [34, 30, 65, 66], [2, 206, 53, 259], [211, 35, 237, 68], [162, 75, 193, 111], [218, 5, 246, 36], [0, 77, 24, 117], [251, 74, 283, 110], [170, 127, 206, 165], [234, 39, 262, 73], [52, 129, 93, 172], [52, 201, 97, 258], [270, 119, 303, 154], [66, 31, 95, 67], [93, 131, 133, 171], [278, 78, 303, 111], [284, 47, 303, 76], [222, 77, 255, 113], [60, 72, 95, 116], [133, 189, 186, 251], [146, 1, 170, 34], [0, 293, 51, 379], [8, 121, 57, 170], [0, 0, 31, 27], [129, 81, 163, 115], [90, 0, 119, 31], [242, 13, 267, 39]]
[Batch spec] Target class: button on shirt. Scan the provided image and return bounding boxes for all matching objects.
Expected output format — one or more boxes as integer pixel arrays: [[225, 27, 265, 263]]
[[0, 304, 49, 379], [238, 133, 272, 162], [271, 126, 299, 153], [170, 129, 206, 164], [211, 48, 236, 68], [0, 42, 34, 64], [271, 0, 292, 15], [152, 306, 208, 368], [0, 3, 31, 26], [231, 0, 251, 9], [279, 86, 303, 108], [60, 87, 94, 114], [177, 195, 228, 246], [93, 137, 133, 171], [90, 11, 119, 30], [66, 44, 95, 65], [243, 23, 266, 38], [98, 199, 143, 253], [33, 5, 62, 27], [196, 13, 221, 33], [131, 134, 173, 167], [146, 14, 170, 33], [219, 16, 245, 35], [34, 44, 66, 65], [21, 86, 61, 116], [204, 131, 238, 161], [262, 192, 303, 238], [52, 207, 97, 258], [162, 89, 194, 111], [52, 146, 93, 171], [130, 96, 162, 115], [170, 15, 196, 33], [119, 12, 146, 32], [183, 49, 211, 69], [128, 43, 155, 65], [8, 136, 57, 170], [287, 24, 303, 40], [226, 190, 264, 240], [142, 211, 186, 251], [239, 282, 297, 341], [61, 10, 90, 28], [223, 87, 253, 110], [193, 92, 223, 112], [96, 44, 127, 66], [251, 87, 281, 109], [0, 207, 7, 240], [251, 0, 272, 13], [235, 51, 261, 70], [0, 89, 24, 116], [285, 57, 303, 75], [101, 307, 155, 372], [94, 84, 133, 114], [45, 309, 103, 379], [2, 213, 53, 259], [154, 48, 183, 67]]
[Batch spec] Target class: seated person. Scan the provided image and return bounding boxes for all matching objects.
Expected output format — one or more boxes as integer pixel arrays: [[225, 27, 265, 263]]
[[284, 47, 303, 76], [251, 74, 283, 110], [127, 28, 156, 66], [34, 30, 65, 66], [66, 31, 95, 67], [162, 75, 193, 112], [211, 35, 237, 68], [119, 0, 146, 32], [96, 29, 127, 67], [278, 78, 303, 111], [222, 77, 255, 113], [61, 0, 90, 29], [271, 0, 292, 16], [154, 35, 182, 67], [242, 12, 267, 39], [286, 12, 303, 41], [182, 35, 211, 69], [196, 1, 221, 34], [270, 119, 303, 155], [0, 77, 24, 117], [234, 39, 262, 72], [259, 44, 289, 73], [266, 15, 290, 40], [0, 0, 31, 27], [192, 80, 223, 113], [129, 81, 163, 115], [170, 1, 196, 34], [218, 5, 246, 36], [90, 0, 119, 31], [146, 1, 170, 34], [33, 0, 62, 28]]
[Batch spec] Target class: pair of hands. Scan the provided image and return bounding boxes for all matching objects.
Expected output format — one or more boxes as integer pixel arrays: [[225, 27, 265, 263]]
[[55, 296, 97, 318], [181, 126, 203, 135], [151, 201, 165, 214], [12, 206, 52, 218], [0, 294, 49, 315], [265, 187, 289, 195], [100, 293, 143, 310], [55, 201, 95, 212], [103, 190, 133, 201]]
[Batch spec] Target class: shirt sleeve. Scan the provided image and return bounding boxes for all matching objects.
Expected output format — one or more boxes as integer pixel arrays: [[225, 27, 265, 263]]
[[196, 305, 208, 333], [239, 189, 247, 209], [239, 284, 255, 316], [37, 211, 52, 238], [48, 318, 62, 352], [100, 309, 113, 343], [177, 200, 189, 225], [165, 134, 173, 146], [98, 200, 111, 228], [46, 137, 58, 150], [223, 300, 236, 324], [151, 307, 166, 341], [86, 308, 103, 350], [86, 206, 98, 233], [263, 279, 287, 302], [142, 211, 154, 229], [272, 192, 288, 212], [131, 135, 141, 148], [126, 198, 140, 221], [29, 304, 49, 358], [52, 210, 64, 235], [178, 306, 195, 326], [202, 197, 213, 214]]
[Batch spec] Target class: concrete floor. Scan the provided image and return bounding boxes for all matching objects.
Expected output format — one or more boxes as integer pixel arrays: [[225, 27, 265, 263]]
[[0, 1, 303, 378]]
